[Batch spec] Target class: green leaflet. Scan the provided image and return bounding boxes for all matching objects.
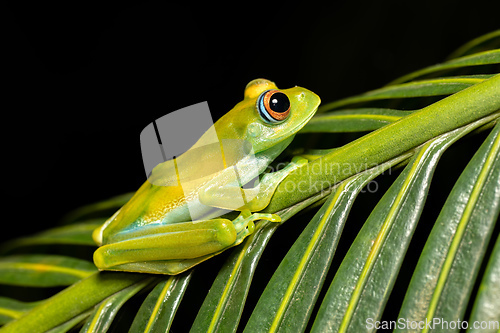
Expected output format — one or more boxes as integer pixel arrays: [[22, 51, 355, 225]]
[[0, 255, 97, 287], [0, 221, 102, 253], [129, 272, 192, 333], [396, 122, 500, 333], [300, 108, 412, 133], [190, 186, 335, 333], [467, 235, 500, 333], [46, 311, 92, 333], [447, 30, 500, 59], [190, 219, 280, 333], [80, 278, 153, 333], [388, 49, 500, 85], [0, 272, 146, 333], [318, 77, 484, 112], [61, 193, 134, 224], [0, 297, 41, 325], [310, 116, 496, 333], [243, 154, 407, 333]]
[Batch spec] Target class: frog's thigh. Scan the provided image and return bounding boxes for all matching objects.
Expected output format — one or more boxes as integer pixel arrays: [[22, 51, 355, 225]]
[[200, 156, 308, 211], [93, 219, 238, 271]]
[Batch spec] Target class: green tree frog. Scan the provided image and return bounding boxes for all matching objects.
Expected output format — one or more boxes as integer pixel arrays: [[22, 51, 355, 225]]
[[93, 79, 321, 275]]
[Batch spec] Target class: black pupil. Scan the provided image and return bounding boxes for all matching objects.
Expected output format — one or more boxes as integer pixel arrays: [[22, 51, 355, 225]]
[[269, 92, 290, 113]]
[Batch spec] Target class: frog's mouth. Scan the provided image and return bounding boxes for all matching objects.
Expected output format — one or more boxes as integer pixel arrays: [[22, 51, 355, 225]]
[[291, 89, 321, 133], [287, 98, 320, 136]]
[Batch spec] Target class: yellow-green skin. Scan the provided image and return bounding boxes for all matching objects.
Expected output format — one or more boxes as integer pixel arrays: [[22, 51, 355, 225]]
[[92, 79, 321, 275]]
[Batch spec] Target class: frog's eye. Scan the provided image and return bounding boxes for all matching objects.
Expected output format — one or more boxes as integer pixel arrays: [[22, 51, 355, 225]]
[[257, 90, 291, 124]]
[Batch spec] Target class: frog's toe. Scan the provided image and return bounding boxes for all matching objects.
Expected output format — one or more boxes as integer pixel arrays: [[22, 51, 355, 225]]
[[246, 220, 255, 234], [290, 156, 309, 167]]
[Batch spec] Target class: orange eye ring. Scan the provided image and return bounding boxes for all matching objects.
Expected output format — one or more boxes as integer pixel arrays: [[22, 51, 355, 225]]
[[257, 89, 291, 123]]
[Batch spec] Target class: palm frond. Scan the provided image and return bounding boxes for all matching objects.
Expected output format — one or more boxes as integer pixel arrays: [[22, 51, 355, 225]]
[[0, 31, 499, 333]]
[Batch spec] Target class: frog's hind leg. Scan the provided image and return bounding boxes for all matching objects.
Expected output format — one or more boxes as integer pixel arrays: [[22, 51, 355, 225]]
[[93, 212, 279, 274]]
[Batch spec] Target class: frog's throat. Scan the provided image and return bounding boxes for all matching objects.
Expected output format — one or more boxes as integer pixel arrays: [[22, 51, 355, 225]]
[[233, 210, 281, 245]]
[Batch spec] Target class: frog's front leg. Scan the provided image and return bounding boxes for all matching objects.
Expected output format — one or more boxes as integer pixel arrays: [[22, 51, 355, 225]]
[[93, 211, 279, 275], [199, 156, 308, 211]]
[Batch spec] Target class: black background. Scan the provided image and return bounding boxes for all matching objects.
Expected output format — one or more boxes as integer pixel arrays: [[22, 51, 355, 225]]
[[4, 2, 499, 246]]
